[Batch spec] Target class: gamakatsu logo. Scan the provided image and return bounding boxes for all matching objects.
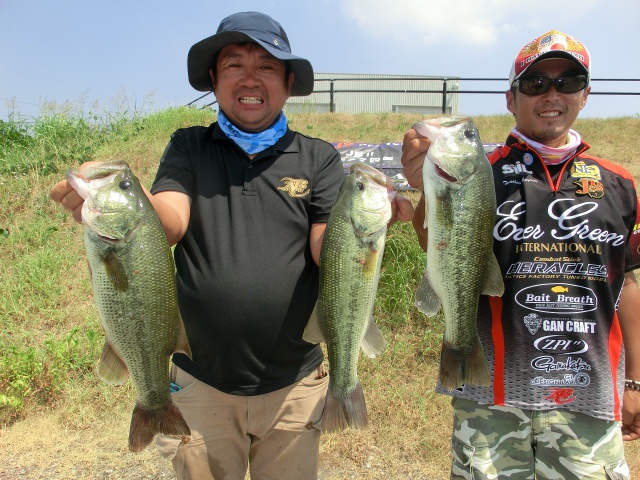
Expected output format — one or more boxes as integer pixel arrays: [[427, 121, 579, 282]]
[[515, 283, 597, 314]]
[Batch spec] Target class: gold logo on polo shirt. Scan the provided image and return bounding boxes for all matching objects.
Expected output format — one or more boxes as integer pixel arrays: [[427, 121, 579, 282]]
[[278, 177, 310, 197]]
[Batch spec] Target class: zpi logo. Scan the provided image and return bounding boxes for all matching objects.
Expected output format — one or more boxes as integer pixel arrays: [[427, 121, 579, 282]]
[[574, 178, 604, 198]]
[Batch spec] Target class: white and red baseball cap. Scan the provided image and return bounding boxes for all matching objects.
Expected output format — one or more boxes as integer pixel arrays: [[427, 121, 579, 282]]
[[508, 30, 591, 86]]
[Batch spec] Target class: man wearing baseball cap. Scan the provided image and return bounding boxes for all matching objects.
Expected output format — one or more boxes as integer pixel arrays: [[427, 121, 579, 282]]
[[50, 10, 413, 480], [401, 30, 640, 479]]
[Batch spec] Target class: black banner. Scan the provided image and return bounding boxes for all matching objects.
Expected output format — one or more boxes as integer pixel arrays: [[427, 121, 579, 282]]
[[332, 142, 502, 190]]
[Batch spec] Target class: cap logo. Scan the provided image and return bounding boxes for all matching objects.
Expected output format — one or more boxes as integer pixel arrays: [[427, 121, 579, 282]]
[[539, 33, 568, 53]]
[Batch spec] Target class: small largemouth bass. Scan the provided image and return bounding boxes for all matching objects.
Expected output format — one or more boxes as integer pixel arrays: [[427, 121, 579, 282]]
[[68, 160, 192, 452], [304, 163, 391, 432], [415, 117, 504, 390]]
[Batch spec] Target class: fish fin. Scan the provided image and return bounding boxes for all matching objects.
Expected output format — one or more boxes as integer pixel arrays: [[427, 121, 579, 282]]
[[97, 341, 129, 385], [415, 272, 441, 316], [302, 304, 326, 344], [174, 314, 192, 359], [321, 382, 368, 433], [128, 401, 191, 452], [438, 340, 491, 391], [360, 315, 386, 358], [481, 254, 505, 297], [102, 251, 129, 291]]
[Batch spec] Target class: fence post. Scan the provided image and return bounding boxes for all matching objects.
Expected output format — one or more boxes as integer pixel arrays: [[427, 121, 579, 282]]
[[442, 78, 448, 114], [330, 80, 335, 113]]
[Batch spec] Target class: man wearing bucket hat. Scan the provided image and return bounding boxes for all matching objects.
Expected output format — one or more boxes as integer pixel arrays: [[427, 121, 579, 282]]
[[50, 10, 413, 480], [401, 30, 640, 478]]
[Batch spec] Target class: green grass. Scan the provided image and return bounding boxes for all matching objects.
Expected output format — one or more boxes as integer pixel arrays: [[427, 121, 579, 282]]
[[2, 106, 640, 478]]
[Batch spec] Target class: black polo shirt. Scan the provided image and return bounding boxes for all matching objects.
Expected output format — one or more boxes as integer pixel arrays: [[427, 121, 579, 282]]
[[150, 122, 343, 395]]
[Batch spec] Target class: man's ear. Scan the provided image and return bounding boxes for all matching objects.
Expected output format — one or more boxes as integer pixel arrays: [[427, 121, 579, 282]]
[[287, 72, 294, 95], [506, 90, 516, 115], [580, 86, 591, 110], [209, 67, 215, 92]]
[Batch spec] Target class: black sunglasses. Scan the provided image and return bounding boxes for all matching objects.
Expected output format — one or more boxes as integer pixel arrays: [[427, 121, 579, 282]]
[[512, 74, 589, 96]]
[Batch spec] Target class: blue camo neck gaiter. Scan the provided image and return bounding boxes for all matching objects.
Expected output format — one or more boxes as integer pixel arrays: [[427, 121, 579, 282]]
[[217, 110, 288, 155]]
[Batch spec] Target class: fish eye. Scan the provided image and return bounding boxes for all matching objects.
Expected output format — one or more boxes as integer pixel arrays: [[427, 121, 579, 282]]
[[463, 128, 476, 140], [119, 180, 132, 190], [355, 180, 365, 191]]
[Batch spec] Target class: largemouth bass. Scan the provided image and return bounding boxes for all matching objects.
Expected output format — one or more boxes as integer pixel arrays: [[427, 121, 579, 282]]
[[303, 163, 390, 433], [414, 117, 504, 390], [67, 160, 192, 452]]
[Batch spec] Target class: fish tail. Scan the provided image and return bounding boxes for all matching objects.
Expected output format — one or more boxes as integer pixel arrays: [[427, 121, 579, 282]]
[[128, 401, 191, 452], [322, 382, 368, 433], [439, 341, 491, 391]]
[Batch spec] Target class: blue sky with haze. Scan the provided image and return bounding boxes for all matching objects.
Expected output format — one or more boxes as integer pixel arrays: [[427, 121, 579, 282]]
[[2, 0, 638, 121]]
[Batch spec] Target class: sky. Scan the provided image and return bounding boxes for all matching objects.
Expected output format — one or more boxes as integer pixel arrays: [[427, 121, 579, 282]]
[[2, 0, 639, 122]]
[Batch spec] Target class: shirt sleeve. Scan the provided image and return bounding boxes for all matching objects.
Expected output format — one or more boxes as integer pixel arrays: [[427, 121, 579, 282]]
[[627, 193, 640, 271], [309, 142, 344, 224], [150, 129, 194, 197]]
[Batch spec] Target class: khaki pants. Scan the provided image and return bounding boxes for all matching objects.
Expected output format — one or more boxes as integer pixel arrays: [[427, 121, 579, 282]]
[[156, 364, 329, 480]]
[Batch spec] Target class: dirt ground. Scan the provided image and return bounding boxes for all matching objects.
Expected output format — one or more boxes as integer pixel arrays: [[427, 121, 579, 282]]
[[3, 399, 640, 479], [0, 408, 409, 480]]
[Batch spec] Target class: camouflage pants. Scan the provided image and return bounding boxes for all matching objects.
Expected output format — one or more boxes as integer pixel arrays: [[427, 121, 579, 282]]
[[450, 398, 629, 480]]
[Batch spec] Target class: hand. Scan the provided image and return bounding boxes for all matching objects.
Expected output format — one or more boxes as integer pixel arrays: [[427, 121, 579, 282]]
[[49, 160, 100, 223], [400, 125, 430, 250], [386, 176, 414, 227], [622, 389, 640, 441], [400, 125, 431, 191]]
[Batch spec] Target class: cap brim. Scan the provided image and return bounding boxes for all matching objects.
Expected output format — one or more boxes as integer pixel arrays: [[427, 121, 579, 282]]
[[533, 51, 588, 73], [511, 51, 589, 84], [187, 31, 314, 96]]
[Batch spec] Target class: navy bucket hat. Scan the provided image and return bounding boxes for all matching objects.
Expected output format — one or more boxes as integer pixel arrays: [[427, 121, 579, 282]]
[[187, 11, 314, 96]]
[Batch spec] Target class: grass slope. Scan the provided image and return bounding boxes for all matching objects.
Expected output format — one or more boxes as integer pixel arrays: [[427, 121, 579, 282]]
[[2, 108, 639, 479]]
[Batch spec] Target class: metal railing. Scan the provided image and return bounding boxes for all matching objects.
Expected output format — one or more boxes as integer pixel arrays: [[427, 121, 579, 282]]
[[187, 77, 640, 114]]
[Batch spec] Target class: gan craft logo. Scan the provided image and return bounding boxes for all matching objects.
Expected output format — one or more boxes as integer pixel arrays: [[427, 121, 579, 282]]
[[515, 283, 597, 314]]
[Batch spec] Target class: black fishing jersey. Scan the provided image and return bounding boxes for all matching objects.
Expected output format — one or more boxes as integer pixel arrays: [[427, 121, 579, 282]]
[[441, 133, 640, 421]]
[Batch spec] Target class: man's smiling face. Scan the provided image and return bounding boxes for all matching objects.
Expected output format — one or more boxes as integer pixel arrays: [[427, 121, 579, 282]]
[[506, 58, 590, 147], [211, 42, 293, 132]]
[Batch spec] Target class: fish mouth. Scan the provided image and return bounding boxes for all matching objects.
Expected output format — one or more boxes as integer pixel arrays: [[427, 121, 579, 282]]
[[350, 163, 388, 187], [89, 221, 137, 243], [434, 163, 457, 183], [83, 208, 138, 243]]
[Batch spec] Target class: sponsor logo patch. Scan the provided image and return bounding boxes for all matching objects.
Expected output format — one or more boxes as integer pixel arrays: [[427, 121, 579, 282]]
[[278, 177, 310, 198]]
